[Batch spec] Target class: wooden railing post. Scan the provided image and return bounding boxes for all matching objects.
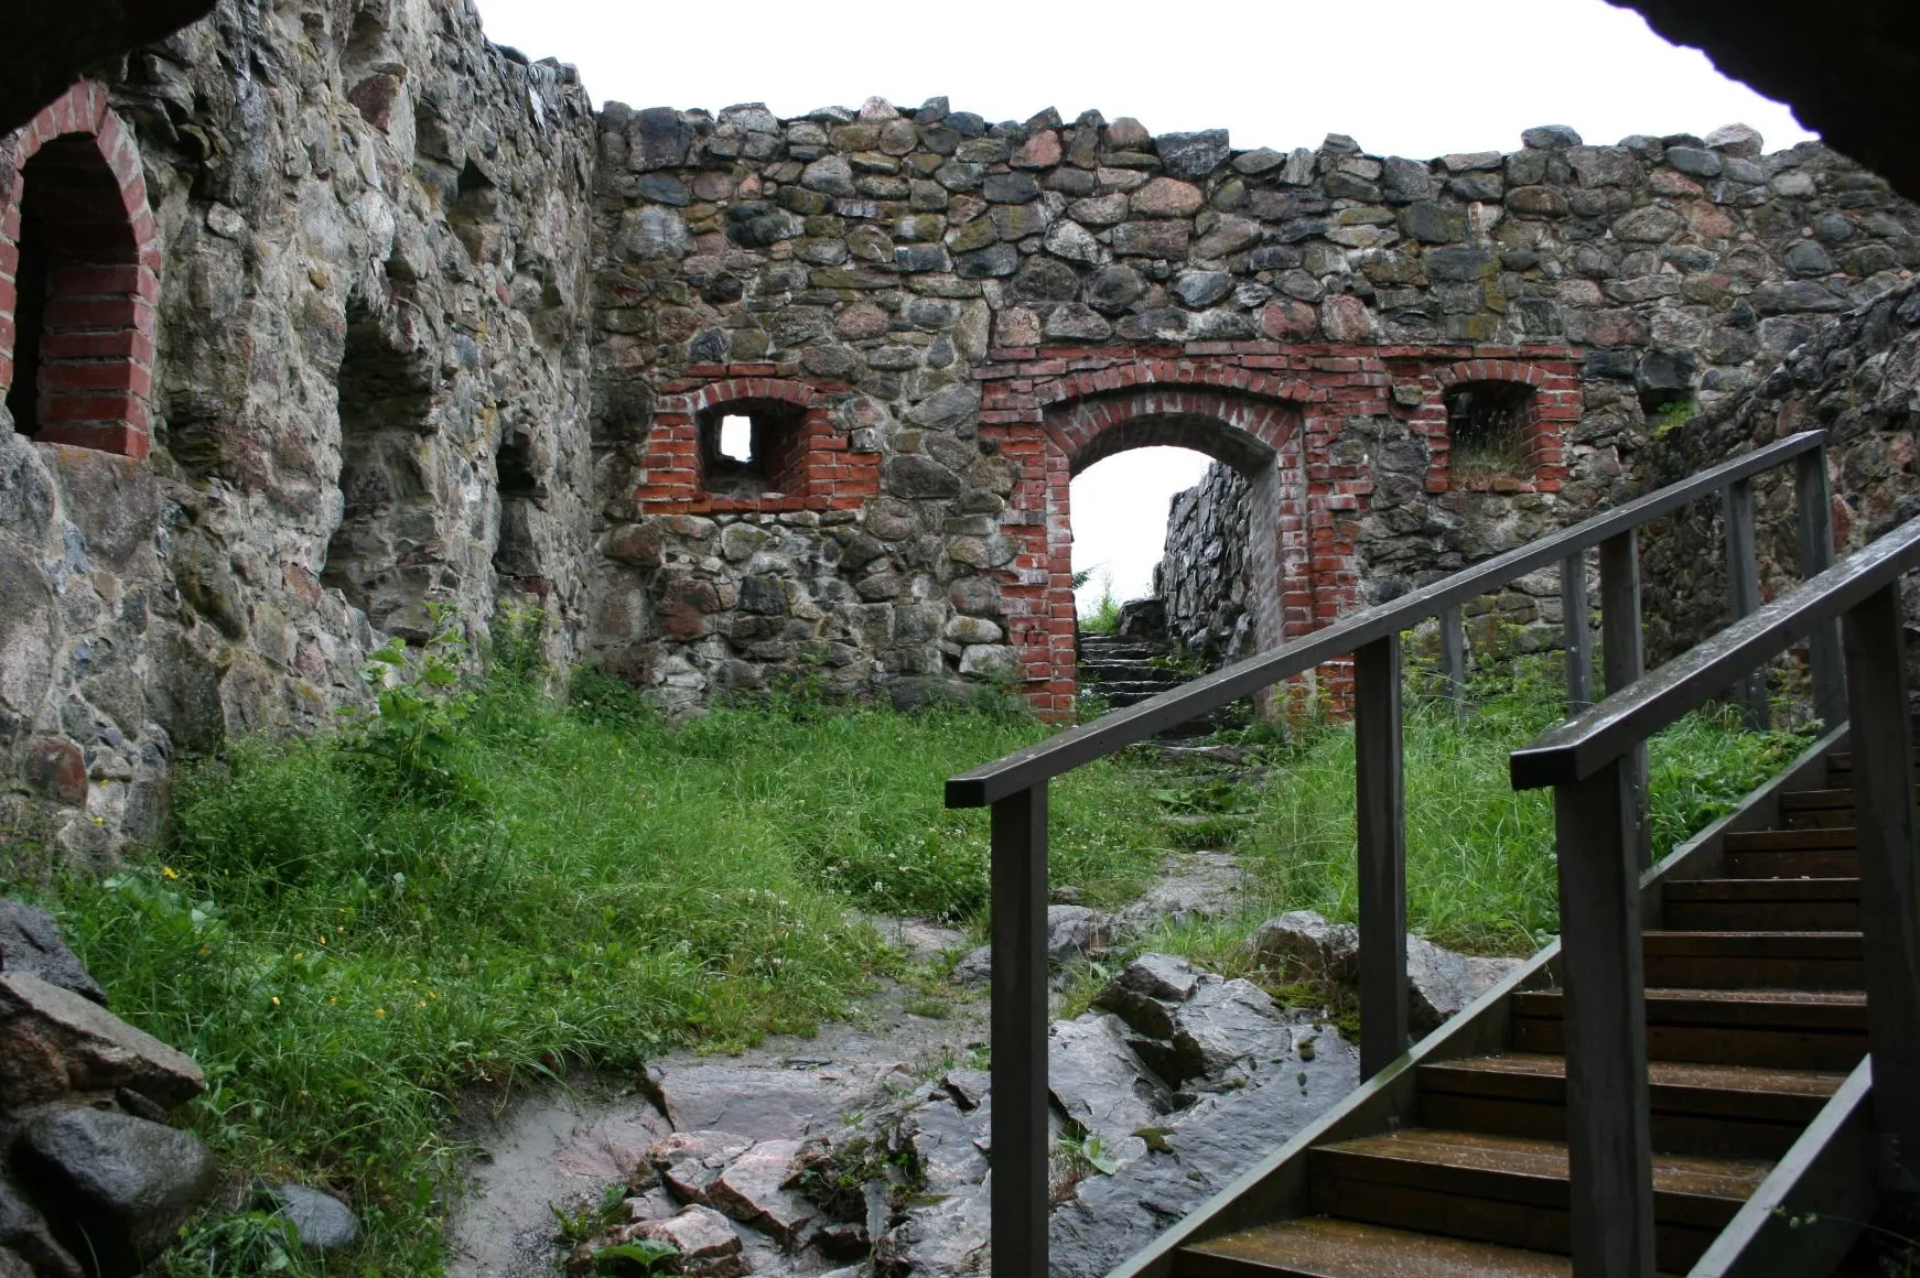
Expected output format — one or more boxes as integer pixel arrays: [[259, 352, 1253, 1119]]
[[1563, 550, 1593, 711], [1839, 583, 1920, 1186], [1724, 478, 1769, 729], [1440, 604, 1467, 721], [990, 784, 1049, 1278], [1599, 530, 1652, 866], [1554, 753, 1657, 1278], [1798, 447, 1846, 727], [1354, 633, 1409, 1079]]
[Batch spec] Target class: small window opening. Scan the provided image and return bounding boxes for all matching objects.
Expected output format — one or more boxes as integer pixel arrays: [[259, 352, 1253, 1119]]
[[4, 135, 142, 452], [698, 401, 806, 497], [1444, 380, 1535, 486], [448, 161, 499, 265], [492, 425, 546, 582]]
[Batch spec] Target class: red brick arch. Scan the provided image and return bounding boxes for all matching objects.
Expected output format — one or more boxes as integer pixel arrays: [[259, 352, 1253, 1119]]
[[981, 383, 1312, 714], [0, 81, 161, 458]]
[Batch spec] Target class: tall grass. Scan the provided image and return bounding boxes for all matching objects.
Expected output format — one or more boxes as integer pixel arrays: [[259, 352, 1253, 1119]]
[[27, 661, 1168, 1276], [1126, 658, 1810, 977]]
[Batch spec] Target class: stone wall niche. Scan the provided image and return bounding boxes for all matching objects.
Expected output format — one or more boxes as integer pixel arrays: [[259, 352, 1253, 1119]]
[[322, 301, 439, 643], [0, 82, 160, 459], [1443, 380, 1537, 487]]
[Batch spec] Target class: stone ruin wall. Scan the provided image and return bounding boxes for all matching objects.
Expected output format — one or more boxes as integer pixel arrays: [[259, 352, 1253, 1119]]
[[586, 101, 1919, 708], [1156, 463, 1254, 663], [0, 0, 600, 862], [1635, 277, 1920, 678], [6, 0, 1920, 857]]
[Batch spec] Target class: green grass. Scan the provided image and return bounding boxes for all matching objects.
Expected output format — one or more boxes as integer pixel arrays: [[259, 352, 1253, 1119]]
[[1102, 659, 1810, 992], [19, 656, 1168, 1277], [12, 638, 1810, 1277]]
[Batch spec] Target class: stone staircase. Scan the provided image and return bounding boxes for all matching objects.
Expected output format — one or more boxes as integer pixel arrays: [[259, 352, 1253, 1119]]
[[1174, 740, 1876, 1276], [1076, 631, 1187, 708]]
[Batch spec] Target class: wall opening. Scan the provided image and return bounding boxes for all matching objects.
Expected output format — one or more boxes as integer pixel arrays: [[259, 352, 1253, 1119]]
[[448, 160, 499, 265], [698, 399, 806, 497], [322, 302, 438, 642], [0, 130, 151, 455], [492, 423, 546, 587], [1444, 379, 1537, 485]]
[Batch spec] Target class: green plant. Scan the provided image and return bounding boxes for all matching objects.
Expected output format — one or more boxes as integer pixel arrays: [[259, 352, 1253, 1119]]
[[1078, 569, 1122, 635], [1058, 1130, 1119, 1176], [1650, 398, 1698, 439], [591, 1240, 679, 1276], [551, 1183, 631, 1247], [167, 1211, 312, 1278], [339, 603, 486, 805]]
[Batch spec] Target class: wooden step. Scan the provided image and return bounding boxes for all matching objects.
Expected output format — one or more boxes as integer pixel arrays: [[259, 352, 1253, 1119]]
[[1642, 930, 1863, 989], [1305, 1128, 1768, 1272], [1661, 878, 1861, 931], [1723, 827, 1858, 852], [1417, 1052, 1845, 1158], [1511, 988, 1868, 1070], [1178, 1217, 1579, 1277]]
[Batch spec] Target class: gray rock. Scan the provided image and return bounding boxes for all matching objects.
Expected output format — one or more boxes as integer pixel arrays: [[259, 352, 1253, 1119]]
[[631, 1205, 746, 1278], [270, 1184, 360, 1251], [650, 1130, 757, 1204], [1048, 1015, 1168, 1156], [1405, 936, 1521, 1033], [1248, 910, 1359, 977], [16, 1106, 219, 1278], [1048, 1024, 1359, 1278], [1155, 130, 1230, 179], [1170, 271, 1232, 309], [0, 901, 105, 1005], [0, 972, 205, 1108], [708, 1138, 815, 1244], [1521, 124, 1582, 148], [0, 1180, 81, 1278]]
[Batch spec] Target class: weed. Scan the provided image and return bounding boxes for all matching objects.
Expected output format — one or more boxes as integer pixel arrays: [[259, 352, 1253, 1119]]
[[590, 1240, 679, 1276], [1078, 569, 1122, 635]]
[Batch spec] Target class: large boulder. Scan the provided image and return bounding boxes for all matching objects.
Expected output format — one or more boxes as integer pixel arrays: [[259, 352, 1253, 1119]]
[[1247, 910, 1523, 1033], [14, 1106, 219, 1278], [0, 973, 204, 1109]]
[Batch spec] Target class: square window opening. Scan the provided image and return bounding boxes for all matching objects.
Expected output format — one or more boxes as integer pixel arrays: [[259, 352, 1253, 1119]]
[[1445, 381, 1537, 487], [699, 402, 807, 497]]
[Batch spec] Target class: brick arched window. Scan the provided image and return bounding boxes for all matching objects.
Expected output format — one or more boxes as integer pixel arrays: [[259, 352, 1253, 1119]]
[[0, 83, 160, 459]]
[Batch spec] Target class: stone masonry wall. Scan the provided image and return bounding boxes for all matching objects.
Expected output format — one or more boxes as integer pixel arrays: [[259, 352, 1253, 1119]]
[[1156, 462, 1254, 663], [1636, 277, 1920, 678], [0, 0, 599, 860], [585, 101, 1920, 715]]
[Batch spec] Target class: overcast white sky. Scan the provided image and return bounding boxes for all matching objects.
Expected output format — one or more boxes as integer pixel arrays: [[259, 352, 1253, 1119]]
[[470, 0, 1816, 613]]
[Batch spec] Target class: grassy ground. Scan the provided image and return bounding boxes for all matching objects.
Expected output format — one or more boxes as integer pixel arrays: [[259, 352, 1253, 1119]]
[[19, 633, 1167, 1277], [1072, 658, 1810, 1009], [11, 633, 1806, 1277]]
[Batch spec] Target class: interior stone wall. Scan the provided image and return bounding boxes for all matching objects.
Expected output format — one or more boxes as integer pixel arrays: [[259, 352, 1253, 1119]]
[[585, 102, 1920, 713], [0, 0, 598, 861]]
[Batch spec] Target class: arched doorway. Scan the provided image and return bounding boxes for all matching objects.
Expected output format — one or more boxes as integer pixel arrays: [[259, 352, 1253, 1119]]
[[992, 385, 1308, 714]]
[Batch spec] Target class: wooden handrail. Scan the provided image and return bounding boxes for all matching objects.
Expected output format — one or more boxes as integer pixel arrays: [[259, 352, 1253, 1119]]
[[1512, 516, 1920, 789], [1507, 514, 1920, 1277], [946, 429, 1828, 809], [946, 426, 1838, 1278]]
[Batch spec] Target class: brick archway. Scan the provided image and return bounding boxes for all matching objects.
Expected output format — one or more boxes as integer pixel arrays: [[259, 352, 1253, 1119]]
[[0, 82, 161, 458], [992, 384, 1310, 714]]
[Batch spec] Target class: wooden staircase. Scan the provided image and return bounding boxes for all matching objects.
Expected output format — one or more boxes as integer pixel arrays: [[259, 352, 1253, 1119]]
[[1166, 738, 1879, 1277]]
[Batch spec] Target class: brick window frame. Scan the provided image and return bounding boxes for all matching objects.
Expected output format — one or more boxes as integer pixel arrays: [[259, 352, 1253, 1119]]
[[646, 371, 880, 514], [1422, 360, 1576, 494], [0, 82, 161, 459]]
